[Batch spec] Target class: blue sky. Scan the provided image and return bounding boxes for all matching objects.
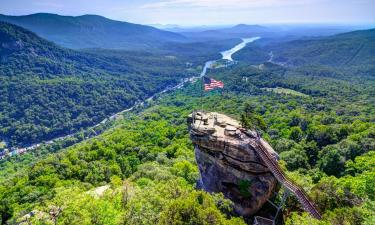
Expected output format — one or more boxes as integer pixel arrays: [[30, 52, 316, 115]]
[[1, 0, 374, 25]]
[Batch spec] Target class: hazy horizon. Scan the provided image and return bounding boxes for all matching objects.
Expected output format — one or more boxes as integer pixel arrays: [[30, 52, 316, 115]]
[[1, 12, 373, 30], [1, 0, 374, 26]]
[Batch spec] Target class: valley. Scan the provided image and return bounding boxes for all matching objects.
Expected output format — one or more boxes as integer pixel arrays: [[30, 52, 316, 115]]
[[0, 10, 374, 225], [0, 21, 241, 148], [0, 35, 259, 159], [0, 35, 259, 158]]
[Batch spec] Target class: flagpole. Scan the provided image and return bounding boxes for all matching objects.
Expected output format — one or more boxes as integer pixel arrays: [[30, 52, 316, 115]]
[[201, 75, 204, 112]]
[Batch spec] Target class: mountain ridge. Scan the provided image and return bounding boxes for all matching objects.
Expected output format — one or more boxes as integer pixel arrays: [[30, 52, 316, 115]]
[[0, 13, 186, 49], [268, 28, 375, 69], [232, 27, 375, 77]]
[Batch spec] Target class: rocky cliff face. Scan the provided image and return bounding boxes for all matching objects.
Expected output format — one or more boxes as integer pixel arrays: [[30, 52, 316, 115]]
[[188, 111, 279, 217]]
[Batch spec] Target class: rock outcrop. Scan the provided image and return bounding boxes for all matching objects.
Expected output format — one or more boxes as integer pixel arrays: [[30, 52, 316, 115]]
[[188, 111, 279, 217]]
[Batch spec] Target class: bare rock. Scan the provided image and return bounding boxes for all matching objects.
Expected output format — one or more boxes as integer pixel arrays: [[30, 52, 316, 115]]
[[188, 111, 279, 217]]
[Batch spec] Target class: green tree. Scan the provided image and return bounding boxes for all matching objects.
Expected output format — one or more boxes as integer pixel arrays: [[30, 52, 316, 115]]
[[318, 146, 346, 176], [280, 146, 310, 171], [290, 127, 303, 142]]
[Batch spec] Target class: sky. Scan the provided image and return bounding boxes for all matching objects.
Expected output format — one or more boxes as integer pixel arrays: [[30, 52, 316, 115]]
[[0, 0, 374, 26]]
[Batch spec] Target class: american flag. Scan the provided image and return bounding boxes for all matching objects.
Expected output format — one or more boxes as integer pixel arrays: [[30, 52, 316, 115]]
[[204, 76, 224, 91]]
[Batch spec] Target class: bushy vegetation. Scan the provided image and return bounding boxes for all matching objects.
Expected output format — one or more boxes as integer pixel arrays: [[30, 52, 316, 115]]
[[0, 104, 249, 224]]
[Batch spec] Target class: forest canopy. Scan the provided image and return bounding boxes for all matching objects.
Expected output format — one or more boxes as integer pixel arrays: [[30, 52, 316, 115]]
[[0, 21, 374, 225]]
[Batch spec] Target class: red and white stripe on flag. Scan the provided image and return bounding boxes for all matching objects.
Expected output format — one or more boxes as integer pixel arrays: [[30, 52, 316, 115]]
[[204, 78, 224, 91]]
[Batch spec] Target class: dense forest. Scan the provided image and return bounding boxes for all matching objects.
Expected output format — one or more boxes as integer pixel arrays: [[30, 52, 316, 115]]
[[267, 29, 375, 69], [1, 46, 374, 224], [0, 13, 186, 50], [0, 22, 238, 147], [0, 19, 374, 224], [235, 28, 375, 78]]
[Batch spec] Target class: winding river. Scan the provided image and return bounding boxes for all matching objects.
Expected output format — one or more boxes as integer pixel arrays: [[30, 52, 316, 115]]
[[1, 37, 260, 158], [221, 37, 260, 61]]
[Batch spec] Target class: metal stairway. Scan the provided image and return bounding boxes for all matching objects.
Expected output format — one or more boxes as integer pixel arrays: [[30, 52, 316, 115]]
[[249, 136, 322, 220]]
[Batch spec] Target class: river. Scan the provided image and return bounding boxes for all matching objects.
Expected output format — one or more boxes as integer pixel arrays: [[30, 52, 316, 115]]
[[1, 37, 260, 159], [221, 37, 260, 61]]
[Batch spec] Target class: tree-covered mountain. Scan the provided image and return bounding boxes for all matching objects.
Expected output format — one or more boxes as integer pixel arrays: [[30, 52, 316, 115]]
[[0, 22, 195, 146], [0, 13, 186, 49], [233, 28, 375, 79], [267, 29, 375, 72]]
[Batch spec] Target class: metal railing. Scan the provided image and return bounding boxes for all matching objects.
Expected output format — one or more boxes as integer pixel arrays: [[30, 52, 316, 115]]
[[251, 137, 322, 220]]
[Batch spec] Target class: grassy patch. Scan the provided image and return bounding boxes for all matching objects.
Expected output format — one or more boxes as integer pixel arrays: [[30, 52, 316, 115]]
[[261, 87, 309, 97]]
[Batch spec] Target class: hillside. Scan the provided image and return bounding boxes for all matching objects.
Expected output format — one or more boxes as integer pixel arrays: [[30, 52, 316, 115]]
[[267, 29, 375, 73], [232, 28, 375, 80], [0, 22, 195, 146], [0, 13, 186, 49]]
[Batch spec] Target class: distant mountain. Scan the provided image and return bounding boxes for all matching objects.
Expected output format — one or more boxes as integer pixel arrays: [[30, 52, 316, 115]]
[[268, 28, 375, 69], [0, 13, 186, 49], [0, 22, 192, 146], [220, 24, 268, 34], [180, 24, 271, 41], [232, 28, 375, 78], [179, 23, 366, 43]]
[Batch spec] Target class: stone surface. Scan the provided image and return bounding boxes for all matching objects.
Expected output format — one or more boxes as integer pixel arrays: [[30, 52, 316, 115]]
[[188, 111, 279, 217]]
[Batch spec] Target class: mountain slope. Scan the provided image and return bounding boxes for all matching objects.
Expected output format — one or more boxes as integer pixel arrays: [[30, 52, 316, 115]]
[[232, 28, 375, 78], [268, 28, 375, 70], [0, 22, 193, 146], [0, 13, 186, 49]]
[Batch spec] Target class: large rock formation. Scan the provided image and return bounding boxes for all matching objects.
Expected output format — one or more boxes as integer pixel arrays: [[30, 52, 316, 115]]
[[188, 111, 279, 217]]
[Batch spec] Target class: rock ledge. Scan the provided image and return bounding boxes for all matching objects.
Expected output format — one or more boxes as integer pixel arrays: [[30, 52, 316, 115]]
[[188, 111, 279, 216]]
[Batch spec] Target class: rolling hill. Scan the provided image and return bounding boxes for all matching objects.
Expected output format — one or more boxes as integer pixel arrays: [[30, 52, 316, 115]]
[[0, 13, 186, 49]]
